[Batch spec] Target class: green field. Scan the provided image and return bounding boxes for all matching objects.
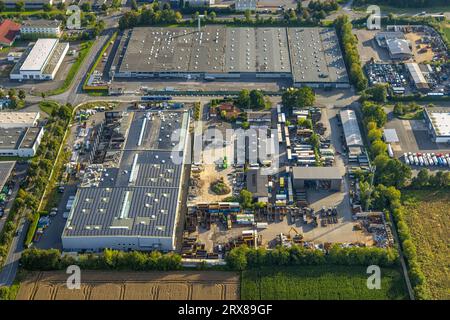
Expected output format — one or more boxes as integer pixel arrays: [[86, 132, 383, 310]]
[[402, 190, 450, 300], [241, 266, 408, 300]]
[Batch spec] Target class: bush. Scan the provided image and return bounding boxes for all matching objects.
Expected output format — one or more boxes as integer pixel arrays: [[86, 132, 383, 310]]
[[225, 245, 398, 271], [20, 248, 183, 271]]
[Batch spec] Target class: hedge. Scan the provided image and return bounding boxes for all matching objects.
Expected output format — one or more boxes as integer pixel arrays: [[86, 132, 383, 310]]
[[225, 245, 399, 271], [20, 248, 183, 271]]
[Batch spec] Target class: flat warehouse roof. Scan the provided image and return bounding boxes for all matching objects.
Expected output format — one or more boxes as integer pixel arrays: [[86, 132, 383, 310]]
[[63, 111, 190, 239], [20, 38, 58, 72], [292, 167, 343, 180], [115, 26, 348, 84], [288, 28, 348, 83], [0, 112, 39, 127], [427, 111, 450, 137]]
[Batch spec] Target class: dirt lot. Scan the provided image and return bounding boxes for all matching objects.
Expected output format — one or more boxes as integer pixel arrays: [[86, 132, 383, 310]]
[[16, 271, 240, 300], [405, 32, 435, 63], [354, 29, 390, 63]]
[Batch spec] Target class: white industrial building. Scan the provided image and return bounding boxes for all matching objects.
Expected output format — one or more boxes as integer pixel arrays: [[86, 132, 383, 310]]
[[10, 38, 69, 80], [0, 126, 44, 157], [0, 112, 43, 157], [20, 19, 63, 38], [0, 112, 40, 128], [424, 109, 450, 144], [235, 0, 257, 11]]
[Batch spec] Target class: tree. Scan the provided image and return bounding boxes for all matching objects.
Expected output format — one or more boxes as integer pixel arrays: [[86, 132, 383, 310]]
[[362, 101, 387, 128], [56, 2, 65, 10], [101, 3, 108, 11], [18, 89, 26, 100], [236, 89, 250, 109], [249, 90, 265, 109], [367, 84, 388, 103], [282, 87, 315, 115], [226, 246, 248, 270], [43, 3, 52, 11], [81, 2, 91, 12], [15, 1, 24, 12], [131, 0, 138, 11], [367, 128, 383, 142], [244, 9, 252, 22], [359, 180, 374, 211], [0, 1, 5, 12], [370, 140, 387, 157], [412, 169, 429, 188], [239, 189, 253, 209]]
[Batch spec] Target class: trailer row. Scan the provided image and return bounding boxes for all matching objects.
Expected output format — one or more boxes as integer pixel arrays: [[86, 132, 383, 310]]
[[403, 152, 450, 167]]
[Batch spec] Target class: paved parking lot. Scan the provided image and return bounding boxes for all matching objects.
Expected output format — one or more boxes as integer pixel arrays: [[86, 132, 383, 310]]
[[34, 184, 77, 250]]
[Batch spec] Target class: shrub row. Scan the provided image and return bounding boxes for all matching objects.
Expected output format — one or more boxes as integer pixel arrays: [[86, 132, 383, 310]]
[[20, 248, 182, 271], [335, 15, 368, 91], [225, 244, 399, 271]]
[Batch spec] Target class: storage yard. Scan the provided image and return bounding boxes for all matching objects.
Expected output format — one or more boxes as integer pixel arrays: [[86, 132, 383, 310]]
[[110, 26, 349, 88], [356, 25, 450, 96]]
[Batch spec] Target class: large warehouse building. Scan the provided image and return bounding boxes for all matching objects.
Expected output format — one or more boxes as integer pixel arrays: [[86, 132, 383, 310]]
[[424, 109, 450, 143], [0, 112, 44, 157], [62, 110, 190, 252], [10, 38, 69, 80], [110, 26, 349, 88]]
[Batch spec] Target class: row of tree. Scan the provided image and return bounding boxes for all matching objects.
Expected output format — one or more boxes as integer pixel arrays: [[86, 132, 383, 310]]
[[358, 101, 428, 299], [411, 169, 450, 189], [361, 101, 411, 189], [335, 16, 368, 91], [226, 244, 399, 271], [119, 4, 182, 29], [375, 185, 429, 299], [20, 248, 182, 271]]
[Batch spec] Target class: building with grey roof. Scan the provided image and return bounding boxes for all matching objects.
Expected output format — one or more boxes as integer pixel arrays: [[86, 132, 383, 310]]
[[292, 167, 343, 191], [288, 28, 349, 88], [340, 109, 364, 157], [62, 110, 190, 252], [111, 26, 349, 88], [0, 126, 44, 157]]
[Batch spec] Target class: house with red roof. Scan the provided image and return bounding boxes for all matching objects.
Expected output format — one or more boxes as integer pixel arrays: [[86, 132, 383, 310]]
[[0, 19, 21, 47]]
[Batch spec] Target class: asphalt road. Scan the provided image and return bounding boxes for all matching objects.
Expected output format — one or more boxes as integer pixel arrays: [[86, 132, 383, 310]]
[[0, 163, 27, 234], [0, 219, 27, 286]]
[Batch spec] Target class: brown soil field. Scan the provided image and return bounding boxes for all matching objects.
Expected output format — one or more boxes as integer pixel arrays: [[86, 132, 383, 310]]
[[16, 271, 240, 300]]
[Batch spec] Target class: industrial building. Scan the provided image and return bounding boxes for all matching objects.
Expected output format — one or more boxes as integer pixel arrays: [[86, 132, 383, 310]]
[[292, 167, 343, 191], [0, 126, 44, 157], [10, 38, 69, 80], [288, 28, 349, 88], [20, 19, 62, 38], [0, 112, 40, 128], [246, 168, 269, 201], [339, 109, 364, 157], [405, 63, 429, 91], [375, 31, 413, 60], [424, 109, 450, 144], [62, 110, 190, 252], [111, 26, 349, 88]]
